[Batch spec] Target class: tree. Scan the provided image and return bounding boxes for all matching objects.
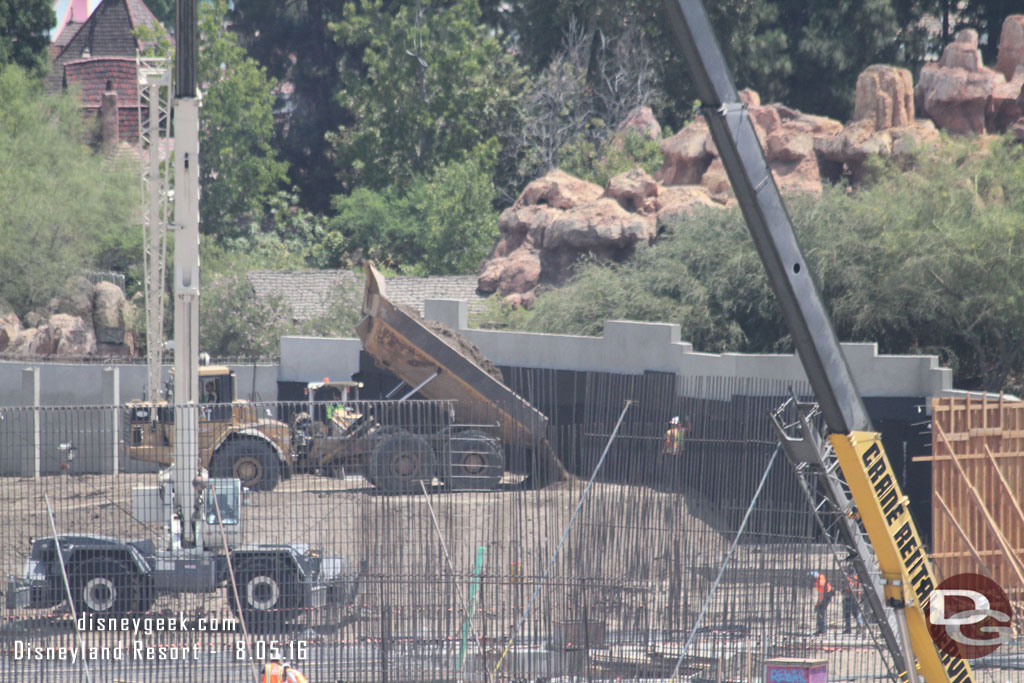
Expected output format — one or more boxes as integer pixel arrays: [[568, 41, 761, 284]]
[[200, 273, 295, 358], [229, 0, 349, 212], [315, 142, 500, 275], [328, 0, 524, 193], [0, 0, 54, 75], [198, 0, 289, 239], [478, 0, 788, 130], [145, 0, 174, 29], [772, 0, 902, 119], [0, 65, 139, 315]]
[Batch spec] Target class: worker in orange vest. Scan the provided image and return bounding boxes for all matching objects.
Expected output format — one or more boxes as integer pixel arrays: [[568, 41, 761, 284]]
[[808, 571, 835, 635], [262, 656, 309, 683], [841, 565, 865, 634]]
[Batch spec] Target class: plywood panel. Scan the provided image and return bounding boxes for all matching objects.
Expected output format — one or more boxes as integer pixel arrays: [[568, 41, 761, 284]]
[[928, 396, 1024, 599]]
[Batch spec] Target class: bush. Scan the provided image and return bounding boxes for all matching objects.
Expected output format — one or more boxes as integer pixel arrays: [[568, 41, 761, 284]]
[[317, 142, 500, 275], [0, 65, 139, 316], [200, 273, 296, 358]]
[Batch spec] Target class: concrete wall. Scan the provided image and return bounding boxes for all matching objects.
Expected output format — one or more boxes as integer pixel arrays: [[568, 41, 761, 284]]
[[277, 337, 362, 383], [0, 361, 280, 407], [277, 299, 955, 401], [0, 303, 957, 407]]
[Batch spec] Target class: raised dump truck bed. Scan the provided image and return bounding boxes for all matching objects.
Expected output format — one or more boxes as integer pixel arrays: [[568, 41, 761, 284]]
[[356, 262, 567, 487]]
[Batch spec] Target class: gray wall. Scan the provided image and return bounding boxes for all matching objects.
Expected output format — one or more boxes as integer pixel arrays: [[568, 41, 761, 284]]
[[0, 304, 972, 475], [280, 299, 956, 401], [0, 361, 280, 407]]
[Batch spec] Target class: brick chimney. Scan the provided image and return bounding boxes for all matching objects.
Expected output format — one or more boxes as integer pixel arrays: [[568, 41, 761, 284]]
[[100, 79, 119, 153]]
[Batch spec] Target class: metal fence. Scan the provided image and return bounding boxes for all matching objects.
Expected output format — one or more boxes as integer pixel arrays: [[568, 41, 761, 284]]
[[0, 377, 1020, 681]]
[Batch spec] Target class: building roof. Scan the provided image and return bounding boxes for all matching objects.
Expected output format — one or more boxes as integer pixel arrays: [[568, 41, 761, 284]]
[[46, 0, 165, 94], [63, 56, 138, 107], [50, 20, 84, 59], [247, 270, 360, 321], [246, 269, 489, 321]]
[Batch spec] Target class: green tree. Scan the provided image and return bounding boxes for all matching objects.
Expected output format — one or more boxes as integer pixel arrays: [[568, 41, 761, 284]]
[[228, 0, 349, 212], [479, 0, 788, 130], [329, 0, 524, 193], [145, 0, 174, 28], [0, 66, 140, 315], [772, 0, 901, 119], [200, 273, 295, 358], [315, 142, 500, 275], [0, 0, 54, 74], [198, 0, 289, 239]]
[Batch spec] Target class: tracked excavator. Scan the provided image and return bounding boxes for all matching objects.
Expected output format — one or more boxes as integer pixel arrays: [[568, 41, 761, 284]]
[[661, 1, 976, 680]]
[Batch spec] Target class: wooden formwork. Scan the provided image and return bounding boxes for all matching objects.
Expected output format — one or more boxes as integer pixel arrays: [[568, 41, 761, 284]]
[[921, 396, 1024, 600]]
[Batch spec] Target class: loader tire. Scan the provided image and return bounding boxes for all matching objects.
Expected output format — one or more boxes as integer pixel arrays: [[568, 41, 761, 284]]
[[212, 439, 280, 491]]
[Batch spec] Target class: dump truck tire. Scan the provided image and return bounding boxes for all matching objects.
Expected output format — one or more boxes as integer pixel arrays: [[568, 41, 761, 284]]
[[212, 439, 280, 491], [372, 430, 434, 494], [440, 429, 503, 491]]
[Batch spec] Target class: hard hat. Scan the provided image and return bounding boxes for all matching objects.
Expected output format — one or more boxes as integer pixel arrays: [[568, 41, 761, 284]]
[[669, 416, 680, 425]]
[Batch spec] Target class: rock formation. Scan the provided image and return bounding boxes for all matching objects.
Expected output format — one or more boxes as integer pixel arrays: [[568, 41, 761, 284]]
[[915, 25, 1024, 134], [479, 17, 1024, 304], [0, 279, 135, 358]]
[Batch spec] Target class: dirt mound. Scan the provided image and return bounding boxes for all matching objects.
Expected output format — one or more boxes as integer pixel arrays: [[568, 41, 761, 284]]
[[395, 303, 505, 384]]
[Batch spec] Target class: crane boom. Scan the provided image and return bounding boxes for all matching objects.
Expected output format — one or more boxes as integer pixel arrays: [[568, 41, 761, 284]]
[[659, 1, 975, 681], [171, 0, 201, 543]]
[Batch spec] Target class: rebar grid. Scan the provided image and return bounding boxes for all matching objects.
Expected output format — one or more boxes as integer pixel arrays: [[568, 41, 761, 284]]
[[0, 374, 1019, 681]]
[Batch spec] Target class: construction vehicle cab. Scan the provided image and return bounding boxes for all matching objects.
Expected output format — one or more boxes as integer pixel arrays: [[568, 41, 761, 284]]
[[125, 366, 292, 491]]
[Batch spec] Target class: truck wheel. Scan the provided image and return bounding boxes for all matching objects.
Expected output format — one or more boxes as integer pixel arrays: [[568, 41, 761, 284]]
[[71, 558, 139, 617], [441, 429, 503, 491], [213, 439, 280, 491], [233, 558, 297, 632], [373, 431, 434, 494]]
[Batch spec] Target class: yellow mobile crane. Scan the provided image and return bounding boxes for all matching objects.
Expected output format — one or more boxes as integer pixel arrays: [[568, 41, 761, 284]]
[[661, 1, 974, 681]]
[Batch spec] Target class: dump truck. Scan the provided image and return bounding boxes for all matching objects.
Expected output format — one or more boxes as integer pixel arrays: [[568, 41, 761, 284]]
[[6, 477, 361, 631], [125, 365, 293, 492], [287, 262, 568, 493], [126, 264, 567, 494]]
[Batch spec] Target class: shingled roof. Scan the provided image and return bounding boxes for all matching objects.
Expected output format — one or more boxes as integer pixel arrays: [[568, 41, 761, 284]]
[[246, 270, 489, 321], [46, 0, 165, 95]]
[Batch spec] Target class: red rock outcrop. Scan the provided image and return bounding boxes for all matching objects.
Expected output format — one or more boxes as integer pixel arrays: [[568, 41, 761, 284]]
[[854, 65, 915, 129], [995, 15, 1024, 81], [1, 281, 135, 357], [915, 27, 1024, 134], [481, 19, 1024, 303]]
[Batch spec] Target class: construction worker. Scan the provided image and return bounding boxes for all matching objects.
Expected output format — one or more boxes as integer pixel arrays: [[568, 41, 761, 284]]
[[808, 570, 834, 635], [262, 657, 308, 683], [325, 387, 344, 422], [662, 416, 687, 456], [841, 565, 865, 634]]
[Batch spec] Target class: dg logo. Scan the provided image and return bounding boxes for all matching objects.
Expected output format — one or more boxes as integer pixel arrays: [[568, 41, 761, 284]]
[[927, 572, 1014, 659]]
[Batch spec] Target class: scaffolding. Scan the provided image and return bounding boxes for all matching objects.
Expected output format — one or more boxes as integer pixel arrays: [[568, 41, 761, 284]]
[[136, 55, 171, 401]]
